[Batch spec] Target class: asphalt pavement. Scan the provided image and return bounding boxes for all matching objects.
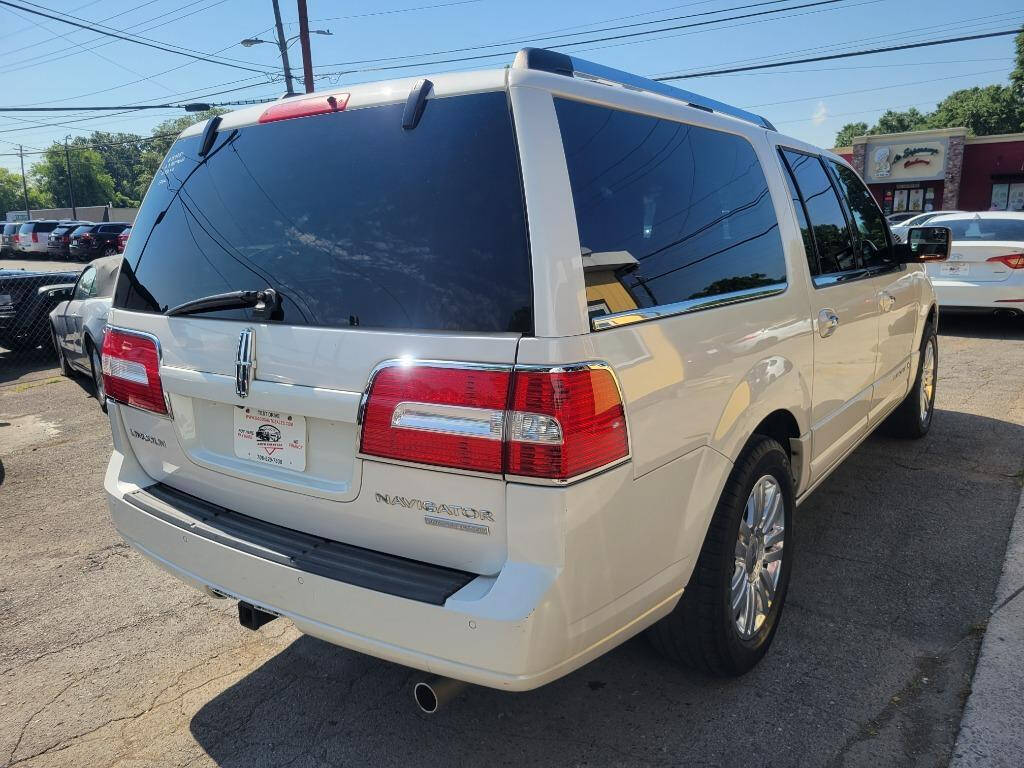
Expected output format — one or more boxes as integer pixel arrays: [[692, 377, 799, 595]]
[[1, 313, 1022, 768]]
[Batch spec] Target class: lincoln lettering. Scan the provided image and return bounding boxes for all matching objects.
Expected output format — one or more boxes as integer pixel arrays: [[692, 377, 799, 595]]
[[374, 493, 495, 522]]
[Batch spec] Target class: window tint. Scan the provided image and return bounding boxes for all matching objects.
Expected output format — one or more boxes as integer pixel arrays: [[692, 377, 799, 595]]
[[779, 152, 819, 276], [117, 92, 532, 333], [554, 99, 786, 319], [71, 226, 94, 237], [827, 160, 892, 267], [73, 267, 96, 300], [782, 150, 856, 274], [34, 222, 58, 234], [942, 217, 1024, 241]]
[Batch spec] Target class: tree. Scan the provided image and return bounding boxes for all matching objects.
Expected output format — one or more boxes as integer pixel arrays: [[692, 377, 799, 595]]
[[927, 84, 1024, 136], [71, 132, 146, 207], [133, 109, 227, 200], [31, 144, 114, 209], [0, 167, 50, 215], [1010, 30, 1024, 100], [872, 107, 928, 135], [834, 122, 869, 146]]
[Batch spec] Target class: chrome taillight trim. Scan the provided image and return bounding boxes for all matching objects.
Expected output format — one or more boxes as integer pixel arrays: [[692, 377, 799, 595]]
[[103, 325, 173, 419], [391, 401, 506, 441]]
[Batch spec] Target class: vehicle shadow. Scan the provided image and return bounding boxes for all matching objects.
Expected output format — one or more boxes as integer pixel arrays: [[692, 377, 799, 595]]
[[939, 312, 1024, 340], [188, 409, 1024, 766], [0, 346, 58, 386]]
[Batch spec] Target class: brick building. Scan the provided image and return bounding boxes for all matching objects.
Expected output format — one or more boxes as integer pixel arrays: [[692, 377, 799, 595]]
[[834, 127, 1024, 214]]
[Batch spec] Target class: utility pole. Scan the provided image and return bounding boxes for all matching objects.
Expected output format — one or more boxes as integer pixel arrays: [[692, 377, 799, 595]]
[[63, 136, 77, 219], [19, 145, 30, 219], [271, 0, 296, 96], [297, 0, 314, 94]]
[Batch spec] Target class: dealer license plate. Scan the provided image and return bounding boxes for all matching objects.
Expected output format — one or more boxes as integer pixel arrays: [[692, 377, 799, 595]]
[[940, 263, 969, 276], [233, 407, 306, 472]]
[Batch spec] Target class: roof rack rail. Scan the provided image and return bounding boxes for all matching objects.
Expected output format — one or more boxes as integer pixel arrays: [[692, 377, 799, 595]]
[[512, 48, 775, 132]]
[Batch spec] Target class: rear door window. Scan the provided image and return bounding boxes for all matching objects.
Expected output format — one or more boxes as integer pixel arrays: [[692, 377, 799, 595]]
[[781, 150, 857, 276], [117, 91, 533, 333], [553, 98, 787, 322]]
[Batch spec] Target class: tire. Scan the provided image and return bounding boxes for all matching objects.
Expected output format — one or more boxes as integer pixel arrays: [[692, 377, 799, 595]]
[[102, 247, 116, 259], [648, 436, 794, 676], [883, 320, 936, 439], [52, 327, 70, 376], [88, 340, 107, 413]]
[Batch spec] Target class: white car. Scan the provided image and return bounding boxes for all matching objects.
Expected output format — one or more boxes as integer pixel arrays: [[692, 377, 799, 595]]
[[890, 210, 962, 243], [49, 255, 121, 409], [924, 212, 1024, 318], [101, 48, 945, 708]]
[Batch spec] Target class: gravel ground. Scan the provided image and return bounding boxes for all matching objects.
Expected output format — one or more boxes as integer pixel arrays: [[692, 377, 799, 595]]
[[1, 314, 1022, 768]]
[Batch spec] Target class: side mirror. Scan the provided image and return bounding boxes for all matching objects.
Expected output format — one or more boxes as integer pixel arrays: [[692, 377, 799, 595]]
[[900, 226, 951, 263], [38, 283, 74, 300]]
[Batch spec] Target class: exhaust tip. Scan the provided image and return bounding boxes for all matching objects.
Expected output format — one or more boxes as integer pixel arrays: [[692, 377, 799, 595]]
[[413, 681, 440, 714]]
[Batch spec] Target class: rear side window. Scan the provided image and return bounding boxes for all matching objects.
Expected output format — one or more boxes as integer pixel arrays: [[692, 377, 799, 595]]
[[779, 152, 819, 277], [942, 217, 1024, 241], [117, 91, 532, 333], [553, 99, 786, 321], [781, 150, 856, 275]]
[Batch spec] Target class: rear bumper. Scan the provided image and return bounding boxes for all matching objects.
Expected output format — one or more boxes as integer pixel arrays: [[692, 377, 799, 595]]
[[104, 403, 705, 691], [932, 277, 1024, 310]]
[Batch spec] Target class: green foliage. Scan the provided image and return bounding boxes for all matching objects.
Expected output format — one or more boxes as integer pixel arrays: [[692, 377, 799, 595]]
[[31, 144, 114, 208], [834, 33, 1024, 146], [70, 132, 147, 207], [132, 109, 228, 200], [0, 167, 50, 214]]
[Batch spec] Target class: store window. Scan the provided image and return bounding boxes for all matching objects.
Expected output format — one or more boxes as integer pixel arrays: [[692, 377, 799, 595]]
[[990, 182, 1024, 211]]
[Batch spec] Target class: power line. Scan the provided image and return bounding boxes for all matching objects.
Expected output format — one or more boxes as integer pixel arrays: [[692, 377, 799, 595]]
[[0, 0, 276, 74], [654, 28, 1023, 79], [316, 0, 855, 75], [297, 0, 484, 23]]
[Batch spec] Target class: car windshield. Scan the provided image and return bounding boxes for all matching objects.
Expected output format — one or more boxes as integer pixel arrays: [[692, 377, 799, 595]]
[[941, 217, 1024, 241]]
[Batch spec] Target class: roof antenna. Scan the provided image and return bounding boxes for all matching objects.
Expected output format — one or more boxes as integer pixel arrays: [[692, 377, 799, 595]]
[[402, 79, 433, 130]]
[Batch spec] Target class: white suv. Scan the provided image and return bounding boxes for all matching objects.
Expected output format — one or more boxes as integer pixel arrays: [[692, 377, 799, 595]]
[[102, 49, 947, 698]]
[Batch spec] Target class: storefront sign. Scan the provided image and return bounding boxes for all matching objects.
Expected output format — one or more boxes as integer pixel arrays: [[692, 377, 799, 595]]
[[865, 139, 947, 183]]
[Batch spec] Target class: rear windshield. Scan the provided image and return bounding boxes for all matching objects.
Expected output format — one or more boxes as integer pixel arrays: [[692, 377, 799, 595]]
[[3, 223, 18, 234], [21, 221, 58, 234], [115, 91, 533, 333], [942, 217, 1024, 241], [70, 225, 95, 237]]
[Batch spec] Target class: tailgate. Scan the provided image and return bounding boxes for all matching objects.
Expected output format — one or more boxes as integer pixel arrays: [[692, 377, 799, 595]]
[[109, 310, 520, 575]]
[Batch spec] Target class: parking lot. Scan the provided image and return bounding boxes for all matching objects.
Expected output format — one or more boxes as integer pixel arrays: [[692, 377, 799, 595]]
[[0, 314, 1018, 767]]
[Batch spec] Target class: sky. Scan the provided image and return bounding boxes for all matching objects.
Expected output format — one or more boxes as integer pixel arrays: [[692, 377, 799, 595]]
[[0, 0, 1022, 176]]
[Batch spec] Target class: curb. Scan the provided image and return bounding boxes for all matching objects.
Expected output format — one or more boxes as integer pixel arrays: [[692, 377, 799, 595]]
[[950, 482, 1024, 767]]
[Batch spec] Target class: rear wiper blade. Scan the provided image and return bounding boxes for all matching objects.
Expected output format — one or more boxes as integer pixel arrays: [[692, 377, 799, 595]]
[[165, 288, 282, 319]]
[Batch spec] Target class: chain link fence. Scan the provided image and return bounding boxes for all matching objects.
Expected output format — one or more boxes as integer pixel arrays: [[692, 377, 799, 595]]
[[0, 266, 82, 375]]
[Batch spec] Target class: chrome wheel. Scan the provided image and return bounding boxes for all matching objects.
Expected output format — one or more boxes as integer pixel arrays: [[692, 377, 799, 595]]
[[732, 475, 785, 640], [919, 336, 936, 425]]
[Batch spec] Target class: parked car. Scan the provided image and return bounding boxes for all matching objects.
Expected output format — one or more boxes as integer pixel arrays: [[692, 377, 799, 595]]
[[924, 212, 1024, 318], [101, 49, 946, 704], [69, 222, 130, 262], [116, 226, 131, 254], [0, 267, 81, 351], [886, 212, 918, 225], [1, 222, 21, 256], [49, 255, 121, 408], [46, 221, 91, 260], [16, 220, 61, 255], [890, 210, 962, 242]]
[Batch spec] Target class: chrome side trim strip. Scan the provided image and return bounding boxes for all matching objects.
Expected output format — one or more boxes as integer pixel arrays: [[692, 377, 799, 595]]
[[590, 283, 787, 331]]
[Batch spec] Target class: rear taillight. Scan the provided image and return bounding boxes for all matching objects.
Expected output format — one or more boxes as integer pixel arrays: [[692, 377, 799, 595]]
[[505, 366, 628, 480], [101, 329, 167, 415], [359, 362, 629, 481], [259, 93, 350, 124], [31, 232, 38, 243], [987, 253, 1024, 269]]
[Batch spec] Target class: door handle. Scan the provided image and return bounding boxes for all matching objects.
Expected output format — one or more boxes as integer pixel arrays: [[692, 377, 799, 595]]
[[879, 291, 896, 312], [818, 309, 839, 338]]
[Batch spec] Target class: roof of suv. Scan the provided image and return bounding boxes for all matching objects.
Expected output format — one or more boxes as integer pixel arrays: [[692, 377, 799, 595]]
[[180, 48, 778, 140]]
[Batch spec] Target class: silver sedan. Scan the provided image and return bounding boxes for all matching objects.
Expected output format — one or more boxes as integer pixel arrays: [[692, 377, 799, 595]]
[[48, 255, 121, 410]]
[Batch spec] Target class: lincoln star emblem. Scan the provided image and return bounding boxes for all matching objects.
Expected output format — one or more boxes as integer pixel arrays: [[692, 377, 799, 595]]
[[235, 327, 255, 398]]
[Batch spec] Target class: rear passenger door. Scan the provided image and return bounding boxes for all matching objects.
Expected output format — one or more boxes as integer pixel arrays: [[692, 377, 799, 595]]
[[826, 159, 918, 422], [779, 149, 879, 480]]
